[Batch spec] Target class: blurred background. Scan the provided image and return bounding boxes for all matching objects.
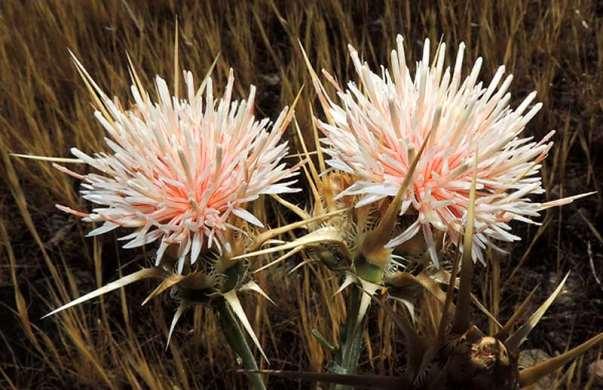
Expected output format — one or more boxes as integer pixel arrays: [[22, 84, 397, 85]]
[[0, 1, 601, 388]]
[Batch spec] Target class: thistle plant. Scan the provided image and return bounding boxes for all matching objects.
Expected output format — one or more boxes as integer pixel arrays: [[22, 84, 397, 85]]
[[12, 30, 601, 389], [33, 50, 313, 390], [239, 36, 600, 388]]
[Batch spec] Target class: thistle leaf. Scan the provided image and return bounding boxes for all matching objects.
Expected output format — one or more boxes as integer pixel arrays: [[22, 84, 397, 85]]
[[43, 268, 163, 318], [362, 129, 432, 254], [234, 226, 346, 260], [451, 152, 478, 334], [247, 208, 349, 252], [270, 194, 310, 220], [519, 332, 603, 387], [437, 254, 461, 344], [142, 273, 186, 306], [166, 303, 187, 349], [356, 279, 381, 327], [223, 290, 268, 363], [288, 258, 316, 274], [470, 293, 503, 330], [240, 280, 275, 305], [495, 284, 539, 340], [505, 272, 570, 352], [334, 272, 356, 296], [10, 153, 82, 164], [253, 246, 303, 274]]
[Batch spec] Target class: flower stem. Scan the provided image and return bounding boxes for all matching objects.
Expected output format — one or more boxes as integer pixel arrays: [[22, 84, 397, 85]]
[[217, 300, 267, 390], [332, 285, 367, 390]]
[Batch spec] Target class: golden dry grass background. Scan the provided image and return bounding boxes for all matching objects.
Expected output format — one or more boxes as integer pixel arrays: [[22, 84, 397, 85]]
[[0, 1, 601, 388]]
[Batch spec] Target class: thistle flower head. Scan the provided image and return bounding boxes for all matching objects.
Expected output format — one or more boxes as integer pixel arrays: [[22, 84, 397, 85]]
[[315, 35, 576, 265], [57, 57, 298, 272]]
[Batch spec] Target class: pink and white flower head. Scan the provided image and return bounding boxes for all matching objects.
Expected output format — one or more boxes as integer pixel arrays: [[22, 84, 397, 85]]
[[315, 36, 584, 266], [57, 57, 298, 272]]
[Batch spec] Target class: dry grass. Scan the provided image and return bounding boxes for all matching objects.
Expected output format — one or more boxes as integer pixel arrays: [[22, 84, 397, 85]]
[[0, 0, 601, 388]]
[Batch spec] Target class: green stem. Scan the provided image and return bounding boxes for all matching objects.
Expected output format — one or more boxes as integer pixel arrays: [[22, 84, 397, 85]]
[[217, 300, 267, 390], [331, 285, 367, 390]]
